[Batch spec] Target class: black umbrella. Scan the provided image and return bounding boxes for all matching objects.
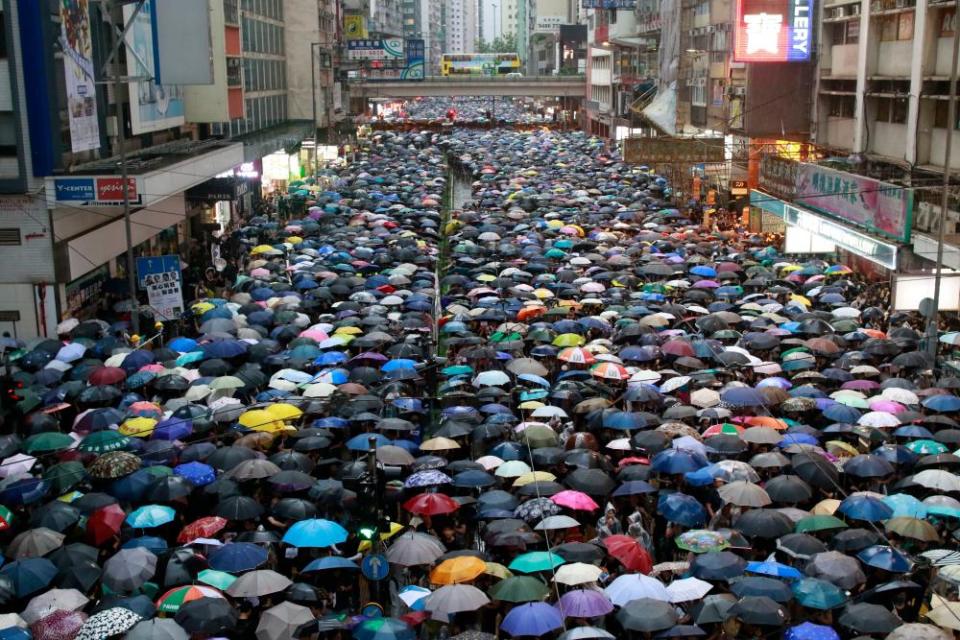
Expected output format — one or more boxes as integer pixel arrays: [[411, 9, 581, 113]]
[[564, 468, 615, 495], [838, 603, 902, 634], [616, 598, 677, 632], [733, 509, 794, 539], [553, 542, 605, 564], [764, 475, 813, 503], [728, 595, 788, 626], [729, 577, 793, 603], [214, 495, 265, 521], [174, 598, 238, 635]]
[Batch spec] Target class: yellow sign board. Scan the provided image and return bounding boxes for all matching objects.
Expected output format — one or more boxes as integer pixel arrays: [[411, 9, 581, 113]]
[[344, 15, 368, 39]]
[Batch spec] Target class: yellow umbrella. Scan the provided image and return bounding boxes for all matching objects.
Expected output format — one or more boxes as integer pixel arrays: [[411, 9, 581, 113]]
[[533, 288, 554, 299], [265, 403, 303, 421], [790, 294, 812, 306], [811, 498, 841, 515], [250, 244, 275, 255], [780, 264, 803, 273], [484, 563, 513, 579], [191, 302, 216, 315], [285, 236, 303, 244], [119, 417, 157, 437], [553, 333, 585, 347], [518, 401, 545, 410], [334, 326, 363, 335], [476, 274, 496, 283], [513, 471, 557, 487], [547, 220, 564, 229], [420, 437, 461, 451], [825, 440, 859, 457], [238, 409, 285, 433]]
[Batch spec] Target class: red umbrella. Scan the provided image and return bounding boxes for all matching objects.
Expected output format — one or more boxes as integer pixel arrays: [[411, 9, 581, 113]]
[[177, 516, 228, 543], [87, 503, 126, 545], [603, 535, 653, 574], [400, 611, 430, 626], [31, 610, 87, 640], [87, 366, 127, 386], [403, 493, 460, 516], [661, 340, 695, 357]]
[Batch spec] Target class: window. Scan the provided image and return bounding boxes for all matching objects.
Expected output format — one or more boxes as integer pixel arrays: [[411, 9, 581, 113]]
[[880, 14, 913, 41], [942, 9, 956, 36], [0, 228, 21, 246], [935, 100, 960, 129], [875, 97, 908, 123], [832, 20, 859, 44], [828, 95, 855, 118], [691, 84, 706, 107]]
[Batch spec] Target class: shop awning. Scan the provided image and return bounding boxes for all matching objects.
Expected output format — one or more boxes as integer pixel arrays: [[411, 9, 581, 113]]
[[236, 121, 315, 163]]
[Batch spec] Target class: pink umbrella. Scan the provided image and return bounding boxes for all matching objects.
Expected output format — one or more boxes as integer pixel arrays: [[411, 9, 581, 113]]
[[250, 268, 270, 278], [869, 399, 906, 413], [693, 280, 720, 288], [842, 380, 880, 391], [551, 490, 599, 511], [138, 364, 166, 374], [299, 329, 329, 341]]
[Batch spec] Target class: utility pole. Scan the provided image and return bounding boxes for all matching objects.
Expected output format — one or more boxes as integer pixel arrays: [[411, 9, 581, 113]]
[[926, 18, 960, 361], [98, 0, 146, 336]]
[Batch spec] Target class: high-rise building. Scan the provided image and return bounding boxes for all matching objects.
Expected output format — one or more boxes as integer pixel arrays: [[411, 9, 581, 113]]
[[479, 0, 502, 44], [501, 0, 518, 37], [446, 0, 478, 54]]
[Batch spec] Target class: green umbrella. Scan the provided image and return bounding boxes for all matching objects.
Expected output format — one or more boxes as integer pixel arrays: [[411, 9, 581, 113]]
[[79, 431, 130, 454], [197, 569, 236, 590], [519, 425, 559, 449], [23, 432, 73, 454], [142, 465, 174, 478], [43, 462, 86, 494], [488, 576, 550, 603], [17, 395, 42, 414], [795, 515, 848, 534], [508, 551, 565, 574]]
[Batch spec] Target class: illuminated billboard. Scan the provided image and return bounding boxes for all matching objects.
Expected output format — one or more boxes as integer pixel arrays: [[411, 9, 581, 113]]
[[734, 0, 813, 62]]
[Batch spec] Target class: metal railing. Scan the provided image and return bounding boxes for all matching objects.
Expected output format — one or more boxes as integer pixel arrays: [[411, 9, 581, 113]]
[[353, 75, 586, 84]]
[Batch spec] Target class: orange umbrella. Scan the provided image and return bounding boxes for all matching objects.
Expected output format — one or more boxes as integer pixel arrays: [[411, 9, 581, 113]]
[[430, 556, 487, 584], [742, 416, 790, 430]]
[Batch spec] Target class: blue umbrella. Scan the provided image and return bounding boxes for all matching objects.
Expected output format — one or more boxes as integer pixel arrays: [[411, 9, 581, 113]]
[[126, 504, 176, 528], [746, 560, 802, 580], [602, 411, 648, 430], [381, 359, 418, 372], [882, 494, 927, 518], [500, 602, 564, 637], [153, 418, 193, 441], [872, 444, 917, 465], [404, 470, 452, 488], [109, 469, 153, 502], [123, 535, 169, 555], [651, 449, 708, 474], [490, 442, 524, 461], [202, 340, 248, 359], [792, 578, 847, 610], [857, 545, 913, 572], [303, 556, 360, 572], [612, 480, 656, 496], [690, 266, 717, 278], [658, 493, 707, 527], [822, 404, 861, 423], [843, 454, 895, 478], [0, 557, 57, 597], [313, 417, 350, 429], [452, 470, 496, 487], [346, 433, 391, 451], [169, 337, 198, 352], [838, 495, 893, 522], [922, 394, 960, 412], [208, 542, 268, 572], [120, 350, 155, 373], [174, 461, 217, 486], [785, 622, 840, 640], [282, 518, 348, 548], [0, 478, 48, 506], [316, 351, 348, 365], [720, 387, 766, 407]]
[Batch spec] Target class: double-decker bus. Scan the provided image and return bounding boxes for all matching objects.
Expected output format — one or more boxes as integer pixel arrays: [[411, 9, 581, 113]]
[[439, 53, 521, 76]]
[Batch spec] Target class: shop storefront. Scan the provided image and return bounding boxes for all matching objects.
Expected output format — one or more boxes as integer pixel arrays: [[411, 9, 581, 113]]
[[750, 191, 900, 280]]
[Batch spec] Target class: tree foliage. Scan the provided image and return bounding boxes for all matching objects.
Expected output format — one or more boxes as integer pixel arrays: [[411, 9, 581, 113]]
[[474, 32, 518, 54]]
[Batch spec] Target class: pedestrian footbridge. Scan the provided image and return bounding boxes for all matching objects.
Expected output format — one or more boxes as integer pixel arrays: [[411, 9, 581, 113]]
[[351, 76, 587, 98]]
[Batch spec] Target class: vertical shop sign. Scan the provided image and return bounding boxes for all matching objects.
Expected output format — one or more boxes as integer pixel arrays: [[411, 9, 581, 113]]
[[59, 0, 101, 152]]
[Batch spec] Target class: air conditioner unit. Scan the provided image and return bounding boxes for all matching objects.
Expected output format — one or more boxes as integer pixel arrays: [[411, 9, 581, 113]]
[[850, 3, 860, 13]]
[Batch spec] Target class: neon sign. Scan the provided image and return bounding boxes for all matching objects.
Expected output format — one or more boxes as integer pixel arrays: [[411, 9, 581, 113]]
[[734, 0, 813, 62]]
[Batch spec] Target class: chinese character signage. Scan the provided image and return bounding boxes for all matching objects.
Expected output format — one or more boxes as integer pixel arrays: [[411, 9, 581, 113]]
[[795, 164, 913, 242], [758, 155, 798, 200], [581, 0, 637, 7], [59, 0, 101, 152], [347, 39, 404, 61], [52, 177, 142, 206], [136, 255, 184, 320], [734, 0, 813, 62], [344, 15, 368, 39], [623, 137, 726, 164], [404, 39, 425, 80]]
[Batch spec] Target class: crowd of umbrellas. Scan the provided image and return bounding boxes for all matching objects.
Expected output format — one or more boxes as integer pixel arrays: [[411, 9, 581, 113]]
[[391, 98, 553, 125], [2, 122, 960, 640]]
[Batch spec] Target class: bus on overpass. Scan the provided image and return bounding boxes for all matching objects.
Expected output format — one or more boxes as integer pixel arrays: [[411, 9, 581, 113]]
[[439, 53, 521, 76]]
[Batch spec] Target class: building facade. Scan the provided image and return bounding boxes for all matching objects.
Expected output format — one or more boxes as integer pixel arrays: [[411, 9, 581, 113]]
[[445, 0, 478, 54]]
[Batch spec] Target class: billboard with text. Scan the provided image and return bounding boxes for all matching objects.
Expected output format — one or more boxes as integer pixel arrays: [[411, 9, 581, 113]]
[[734, 0, 813, 62]]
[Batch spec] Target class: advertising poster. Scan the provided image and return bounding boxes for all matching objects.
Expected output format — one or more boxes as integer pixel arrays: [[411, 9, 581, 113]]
[[59, 0, 101, 152], [124, 0, 186, 134], [733, 0, 813, 62], [794, 163, 913, 242], [344, 15, 368, 39], [403, 39, 425, 80]]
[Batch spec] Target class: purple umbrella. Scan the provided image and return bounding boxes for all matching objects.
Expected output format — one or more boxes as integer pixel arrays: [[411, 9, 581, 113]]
[[555, 589, 614, 618], [501, 602, 564, 637]]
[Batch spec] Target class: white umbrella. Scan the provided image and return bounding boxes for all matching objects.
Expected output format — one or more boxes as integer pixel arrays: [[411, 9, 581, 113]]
[[831, 307, 861, 318], [22, 588, 89, 624], [914, 470, 960, 492], [473, 370, 511, 387], [558, 628, 615, 640], [0, 454, 36, 479], [858, 411, 900, 428], [255, 601, 314, 640], [690, 388, 720, 408], [660, 376, 692, 394], [880, 388, 919, 405], [398, 585, 432, 608], [666, 577, 713, 603], [554, 562, 602, 586], [531, 406, 568, 419], [604, 573, 670, 605], [424, 584, 490, 621], [535, 515, 581, 531]]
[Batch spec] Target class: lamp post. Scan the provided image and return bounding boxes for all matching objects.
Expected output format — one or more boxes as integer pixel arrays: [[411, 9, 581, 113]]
[[310, 42, 322, 183]]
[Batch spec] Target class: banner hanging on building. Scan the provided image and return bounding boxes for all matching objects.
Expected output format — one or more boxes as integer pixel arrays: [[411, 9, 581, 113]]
[[581, 0, 637, 7], [59, 0, 101, 152], [347, 39, 405, 61], [404, 39, 425, 79], [123, 0, 186, 135], [794, 163, 913, 243], [344, 15, 368, 39]]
